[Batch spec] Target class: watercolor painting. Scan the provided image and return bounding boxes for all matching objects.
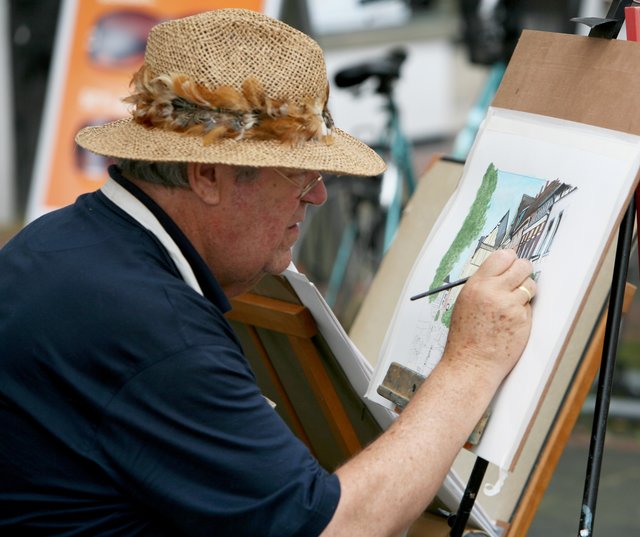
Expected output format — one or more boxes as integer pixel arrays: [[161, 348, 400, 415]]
[[409, 162, 577, 374]]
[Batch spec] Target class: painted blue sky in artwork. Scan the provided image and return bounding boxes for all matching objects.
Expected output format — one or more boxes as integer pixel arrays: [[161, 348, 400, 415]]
[[449, 168, 546, 279], [489, 170, 545, 233]]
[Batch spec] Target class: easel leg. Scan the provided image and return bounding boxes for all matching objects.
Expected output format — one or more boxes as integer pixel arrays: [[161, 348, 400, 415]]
[[449, 456, 489, 537], [578, 197, 636, 536]]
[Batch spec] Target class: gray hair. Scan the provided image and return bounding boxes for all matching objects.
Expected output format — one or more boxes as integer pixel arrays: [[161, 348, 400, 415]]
[[116, 159, 189, 187], [116, 159, 259, 186]]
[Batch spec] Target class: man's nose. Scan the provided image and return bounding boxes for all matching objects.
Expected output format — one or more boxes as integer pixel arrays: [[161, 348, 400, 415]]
[[302, 177, 328, 206]]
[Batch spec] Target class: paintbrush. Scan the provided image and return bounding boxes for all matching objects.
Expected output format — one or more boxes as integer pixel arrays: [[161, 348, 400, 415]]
[[409, 277, 469, 301]]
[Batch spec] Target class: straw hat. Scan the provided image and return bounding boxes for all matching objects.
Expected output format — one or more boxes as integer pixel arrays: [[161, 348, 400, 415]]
[[75, 9, 385, 177]]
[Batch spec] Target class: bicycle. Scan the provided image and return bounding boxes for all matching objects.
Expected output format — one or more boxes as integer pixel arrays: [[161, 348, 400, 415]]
[[293, 47, 416, 330]]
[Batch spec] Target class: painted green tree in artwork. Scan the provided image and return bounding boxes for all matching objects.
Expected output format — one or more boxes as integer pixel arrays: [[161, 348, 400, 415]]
[[441, 303, 453, 327], [428, 162, 498, 304]]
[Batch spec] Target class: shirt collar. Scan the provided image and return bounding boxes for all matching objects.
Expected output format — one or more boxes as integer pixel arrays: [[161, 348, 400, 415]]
[[103, 165, 231, 312]]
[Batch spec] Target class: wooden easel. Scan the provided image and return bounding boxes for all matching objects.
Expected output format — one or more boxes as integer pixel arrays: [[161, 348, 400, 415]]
[[226, 291, 362, 462], [225, 278, 382, 471]]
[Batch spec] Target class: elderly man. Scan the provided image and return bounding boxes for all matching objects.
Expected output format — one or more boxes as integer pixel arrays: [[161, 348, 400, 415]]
[[0, 9, 535, 536]]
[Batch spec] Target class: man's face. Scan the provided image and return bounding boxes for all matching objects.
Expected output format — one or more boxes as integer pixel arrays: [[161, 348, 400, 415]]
[[211, 166, 327, 295]]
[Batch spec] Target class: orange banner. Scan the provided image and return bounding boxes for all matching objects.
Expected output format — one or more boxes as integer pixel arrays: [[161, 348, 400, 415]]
[[29, 0, 276, 220]]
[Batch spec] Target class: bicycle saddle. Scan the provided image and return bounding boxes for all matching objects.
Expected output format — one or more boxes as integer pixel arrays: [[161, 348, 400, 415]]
[[334, 47, 408, 94]]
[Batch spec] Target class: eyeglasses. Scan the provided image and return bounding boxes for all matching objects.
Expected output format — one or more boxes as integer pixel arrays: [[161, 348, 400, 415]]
[[271, 168, 323, 199]]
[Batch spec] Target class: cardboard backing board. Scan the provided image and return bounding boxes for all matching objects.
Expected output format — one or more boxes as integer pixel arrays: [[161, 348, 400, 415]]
[[493, 30, 640, 137]]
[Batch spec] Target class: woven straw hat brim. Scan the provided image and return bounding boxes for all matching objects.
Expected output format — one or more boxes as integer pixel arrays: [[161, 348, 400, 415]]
[[75, 118, 386, 177]]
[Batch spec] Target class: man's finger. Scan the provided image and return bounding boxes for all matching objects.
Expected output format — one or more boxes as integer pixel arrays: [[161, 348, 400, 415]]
[[474, 249, 517, 277], [499, 257, 534, 290], [514, 280, 536, 304]]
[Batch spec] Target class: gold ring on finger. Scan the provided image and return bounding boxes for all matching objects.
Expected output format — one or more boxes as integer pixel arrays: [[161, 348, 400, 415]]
[[517, 285, 532, 303]]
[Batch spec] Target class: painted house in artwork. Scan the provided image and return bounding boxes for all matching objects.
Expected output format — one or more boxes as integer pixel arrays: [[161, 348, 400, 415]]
[[530, 182, 576, 260], [465, 210, 511, 273], [439, 211, 511, 318], [436, 178, 576, 325], [501, 193, 536, 253], [508, 180, 577, 260]]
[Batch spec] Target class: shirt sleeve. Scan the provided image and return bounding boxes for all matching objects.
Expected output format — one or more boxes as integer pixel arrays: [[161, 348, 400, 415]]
[[96, 343, 340, 537]]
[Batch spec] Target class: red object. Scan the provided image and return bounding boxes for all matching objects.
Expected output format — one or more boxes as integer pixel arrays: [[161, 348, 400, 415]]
[[625, 6, 640, 265], [626, 6, 640, 42]]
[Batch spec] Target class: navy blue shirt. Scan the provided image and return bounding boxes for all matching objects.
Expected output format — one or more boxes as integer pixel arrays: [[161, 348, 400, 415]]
[[0, 169, 340, 536]]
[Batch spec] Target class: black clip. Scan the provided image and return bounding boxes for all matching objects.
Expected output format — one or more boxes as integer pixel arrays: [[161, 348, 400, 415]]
[[571, 0, 636, 39]]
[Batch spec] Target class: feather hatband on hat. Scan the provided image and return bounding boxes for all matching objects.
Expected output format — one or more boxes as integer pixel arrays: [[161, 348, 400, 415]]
[[124, 65, 335, 147]]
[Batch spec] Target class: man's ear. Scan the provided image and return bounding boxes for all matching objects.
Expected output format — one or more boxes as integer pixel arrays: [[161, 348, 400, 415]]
[[187, 163, 220, 205]]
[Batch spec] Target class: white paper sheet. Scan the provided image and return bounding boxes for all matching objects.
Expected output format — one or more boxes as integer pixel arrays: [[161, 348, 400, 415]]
[[367, 107, 640, 471]]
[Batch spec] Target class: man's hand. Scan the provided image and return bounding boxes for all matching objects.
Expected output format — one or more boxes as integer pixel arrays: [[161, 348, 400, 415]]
[[443, 249, 535, 384], [323, 249, 536, 537]]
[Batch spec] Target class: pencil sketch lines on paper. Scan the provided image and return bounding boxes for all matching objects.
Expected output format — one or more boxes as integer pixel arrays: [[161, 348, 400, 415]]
[[409, 163, 577, 375]]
